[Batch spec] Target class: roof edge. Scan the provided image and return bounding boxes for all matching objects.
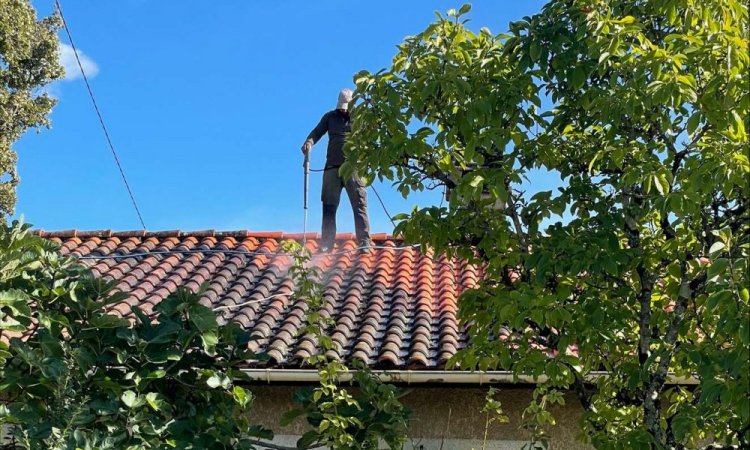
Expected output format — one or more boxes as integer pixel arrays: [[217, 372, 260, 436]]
[[33, 229, 396, 241], [241, 369, 699, 386]]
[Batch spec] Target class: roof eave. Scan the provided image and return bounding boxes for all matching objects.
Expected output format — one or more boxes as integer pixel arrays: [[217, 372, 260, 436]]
[[241, 369, 699, 386]]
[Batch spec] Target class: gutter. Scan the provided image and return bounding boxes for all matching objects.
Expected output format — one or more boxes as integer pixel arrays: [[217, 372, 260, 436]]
[[241, 369, 699, 386]]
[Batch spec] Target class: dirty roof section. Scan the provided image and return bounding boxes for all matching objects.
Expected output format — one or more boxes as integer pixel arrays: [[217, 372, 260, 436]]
[[36, 230, 483, 370]]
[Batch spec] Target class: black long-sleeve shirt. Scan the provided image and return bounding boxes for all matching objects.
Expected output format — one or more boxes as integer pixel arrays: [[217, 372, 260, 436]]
[[306, 109, 351, 168]]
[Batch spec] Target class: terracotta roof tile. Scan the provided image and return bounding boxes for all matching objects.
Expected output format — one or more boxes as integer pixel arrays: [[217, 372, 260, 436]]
[[42, 230, 484, 370]]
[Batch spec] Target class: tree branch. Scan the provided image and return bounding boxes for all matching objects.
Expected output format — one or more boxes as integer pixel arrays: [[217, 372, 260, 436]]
[[247, 439, 324, 450], [681, 124, 712, 152], [506, 187, 529, 251], [697, 445, 740, 450], [646, 264, 707, 447], [404, 161, 456, 190]]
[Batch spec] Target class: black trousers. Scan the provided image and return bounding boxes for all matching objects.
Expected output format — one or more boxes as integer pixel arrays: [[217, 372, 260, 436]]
[[321, 167, 370, 245]]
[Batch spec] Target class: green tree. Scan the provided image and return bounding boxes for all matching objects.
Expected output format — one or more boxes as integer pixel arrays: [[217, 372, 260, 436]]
[[347, 2, 749, 449], [0, 222, 269, 449], [0, 0, 63, 217]]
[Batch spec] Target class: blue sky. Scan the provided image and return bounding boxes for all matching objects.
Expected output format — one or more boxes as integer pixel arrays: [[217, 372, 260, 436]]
[[17, 0, 548, 234]]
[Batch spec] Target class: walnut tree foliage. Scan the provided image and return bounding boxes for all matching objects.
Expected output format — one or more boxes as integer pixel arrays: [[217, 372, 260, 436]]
[[0, 0, 63, 218], [346, 2, 749, 449]]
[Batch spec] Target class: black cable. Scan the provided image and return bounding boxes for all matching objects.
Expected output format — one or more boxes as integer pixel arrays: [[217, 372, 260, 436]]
[[77, 244, 421, 260], [370, 184, 397, 228], [55, 0, 147, 230], [307, 166, 398, 228]]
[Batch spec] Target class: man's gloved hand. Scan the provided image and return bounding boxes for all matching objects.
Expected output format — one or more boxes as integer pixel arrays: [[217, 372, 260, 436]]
[[301, 139, 313, 154]]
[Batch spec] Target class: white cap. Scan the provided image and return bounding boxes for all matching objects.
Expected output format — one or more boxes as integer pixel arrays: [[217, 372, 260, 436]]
[[336, 88, 353, 110]]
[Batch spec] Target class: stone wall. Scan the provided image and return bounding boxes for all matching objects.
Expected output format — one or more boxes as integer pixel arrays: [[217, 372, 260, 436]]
[[248, 384, 593, 449]]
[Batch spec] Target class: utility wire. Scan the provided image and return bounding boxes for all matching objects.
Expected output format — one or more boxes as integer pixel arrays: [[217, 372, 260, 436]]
[[212, 293, 290, 312], [308, 164, 398, 229], [370, 185, 397, 228], [55, 0, 147, 230], [76, 243, 421, 261]]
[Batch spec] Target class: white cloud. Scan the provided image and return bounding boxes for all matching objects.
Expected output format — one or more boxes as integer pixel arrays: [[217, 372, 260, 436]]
[[59, 43, 99, 81]]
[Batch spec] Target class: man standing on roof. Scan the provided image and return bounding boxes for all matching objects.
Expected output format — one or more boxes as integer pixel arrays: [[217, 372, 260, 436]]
[[301, 88, 371, 252]]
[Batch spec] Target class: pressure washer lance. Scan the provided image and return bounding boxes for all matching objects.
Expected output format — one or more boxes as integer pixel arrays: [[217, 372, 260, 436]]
[[302, 151, 310, 247]]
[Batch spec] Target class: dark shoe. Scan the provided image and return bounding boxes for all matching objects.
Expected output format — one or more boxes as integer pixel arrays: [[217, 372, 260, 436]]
[[358, 238, 372, 253]]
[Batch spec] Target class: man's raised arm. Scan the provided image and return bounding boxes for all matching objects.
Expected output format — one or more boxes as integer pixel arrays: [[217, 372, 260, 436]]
[[301, 112, 329, 154]]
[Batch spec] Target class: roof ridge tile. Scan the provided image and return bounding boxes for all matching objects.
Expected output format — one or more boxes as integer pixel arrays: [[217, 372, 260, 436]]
[[148, 230, 181, 238], [45, 229, 78, 238], [75, 229, 113, 238], [112, 230, 147, 238], [184, 229, 215, 238], [33, 229, 404, 241], [215, 230, 251, 238]]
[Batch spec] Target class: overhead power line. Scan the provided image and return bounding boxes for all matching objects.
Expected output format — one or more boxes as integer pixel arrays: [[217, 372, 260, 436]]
[[370, 185, 397, 228], [55, 0, 147, 230], [308, 166, 397, 229], [76, 243, 422, 261]]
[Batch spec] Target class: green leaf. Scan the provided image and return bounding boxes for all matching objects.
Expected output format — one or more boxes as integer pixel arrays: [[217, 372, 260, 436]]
[[145, 369, 166, 379], [0, 322, 26, 332], [671, 413, 692, 441], [571, 66, 586, 89], [529, 41, 541, 62], [731, 110, 746, 137], [707, 290, 733, 310], [0, 289, 31, 317], [89, 314, 130, 329], [206, 373, 230, 389], [469, 175, 484, 188], [233, 386, 252, 408], [707, 258, 729, 279], [201, 330, 219, 355], [247, 425, 274, 440], [145, 392, 171, 415], [653, 173, 669, 195], [280, 408, 306, 427], [686, 112, 701, 135], [297, 431, 320, 448], [188, 304, 218, 332], [0, 288, 29, 306], [121, 391, 141, 409], [708, 241, 725, 257]]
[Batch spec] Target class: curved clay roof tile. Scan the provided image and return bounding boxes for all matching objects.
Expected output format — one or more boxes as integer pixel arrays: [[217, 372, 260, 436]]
[[43, 230, 481, 370]]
